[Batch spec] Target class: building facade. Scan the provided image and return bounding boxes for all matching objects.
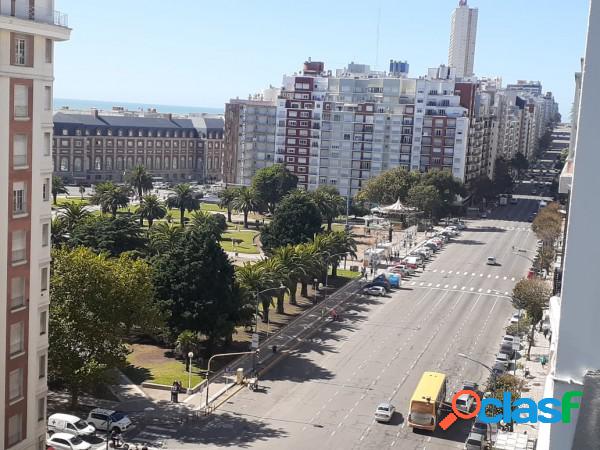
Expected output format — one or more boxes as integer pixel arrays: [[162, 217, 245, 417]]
[[0, 1, 69, 448], [189, 116, 224, 184], [52, 111, 205, 183], [223, 96, 277, 186], [448, 0, 478, 78]]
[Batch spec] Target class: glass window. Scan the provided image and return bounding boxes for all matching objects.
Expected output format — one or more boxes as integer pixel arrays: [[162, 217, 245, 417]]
[[13, 182, 26, 215], [38, 397, 46, 422], [44, 86, 52, 110], [41, 267, 48, 292], [94, 156, 102, 170], [14, 84, 28, 118], [9, 368, 23, 400], [39, 354, 46, 379], [12, 230, 26, 263], [42, 223, 49, 247], [11, 277, 25, 309], [8, 414, 22, 447], [13, 134, 27, 167], [44, 132, 51, 156], [73, 157, 82, 172], [40, 310, 47, 335], [105, 156, 113, 171], [60, 157, 69, 172], [9, 323, 24, 356], [43, 178, 50, 202], [14, 36, 27, 65]]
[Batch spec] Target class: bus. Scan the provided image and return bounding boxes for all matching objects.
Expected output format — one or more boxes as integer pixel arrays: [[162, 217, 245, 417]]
[[408, 371, 447, 431]]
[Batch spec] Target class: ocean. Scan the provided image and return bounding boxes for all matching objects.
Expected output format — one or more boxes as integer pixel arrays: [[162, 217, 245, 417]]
[[53, 98, 224, 115]]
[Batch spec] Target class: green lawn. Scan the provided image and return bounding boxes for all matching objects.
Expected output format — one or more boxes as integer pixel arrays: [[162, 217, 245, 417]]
[[200, 202, 227, 212], [220, 230, 260, 254], [53, 197, 90, 208], [124, 352, 204, 387], [335, 269, 362, 279]]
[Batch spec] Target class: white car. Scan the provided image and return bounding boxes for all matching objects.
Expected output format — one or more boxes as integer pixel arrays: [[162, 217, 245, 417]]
[[374, 402, 395, 422], [486, 256, 497, 265], [86, 408, 132, 433], [455, 392, 475, 414], [510, 312, 522, 324], [46, 433, 92, 450], [363, 286, 386, 296], [47, 413, 95, 437]]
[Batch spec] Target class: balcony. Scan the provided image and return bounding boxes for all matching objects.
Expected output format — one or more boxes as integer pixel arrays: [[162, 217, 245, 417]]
[[3, 6, 69, 28]]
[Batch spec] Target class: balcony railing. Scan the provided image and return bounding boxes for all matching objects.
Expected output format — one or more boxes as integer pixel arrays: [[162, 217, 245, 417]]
[[4, 7, 68, 28]]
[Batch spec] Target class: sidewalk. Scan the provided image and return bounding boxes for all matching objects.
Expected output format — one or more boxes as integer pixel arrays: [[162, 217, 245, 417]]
[[513, 329, 551, 439]]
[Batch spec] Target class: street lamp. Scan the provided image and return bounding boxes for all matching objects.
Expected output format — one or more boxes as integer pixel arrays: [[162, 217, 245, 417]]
[[313, 278, 318, 304], [187, 351, 194, 393], [252, 284, 285, 371], [457, 352, 497, 392]]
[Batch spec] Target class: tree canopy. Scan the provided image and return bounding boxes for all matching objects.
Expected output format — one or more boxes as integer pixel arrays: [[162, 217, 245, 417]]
[[312, 186, 345, 231], [52, 175, 69, 205], [251, 164, 298, 214], [407, 184, 442, 218], [69, 215, 147, 257], [91, 182, 131, 217], [493, 157, 515, 195], [356, 167, 420, 205], [260, 190, 322, 252], [512, 278, 551, 358], [49, 247, 162, 407]]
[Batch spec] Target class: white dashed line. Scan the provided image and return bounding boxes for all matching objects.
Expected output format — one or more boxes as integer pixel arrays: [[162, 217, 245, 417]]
[[478, 288, 482, 292], [487, 289, 491, 293], [433, 269, 438, 273], [480, 273, 483, 277], [444, 285, 448, 288], [464, 272, 468, 275], [449, 270, 453, 274], [505, 291, 509, 295], [487, 274, 491, 278], [419, 282, 424, 286], [471, 272, 475, 276], [511, 277, 516, 281], [453, 285, 457, 289], [461, 286, 466, 290], [441, 270, 445, 273], [428, 283, 432, 287], [470, 287, 474, 291], [495, 275, 499, 279], [503, 276, 507, 280], [436, 284, 440, 288]]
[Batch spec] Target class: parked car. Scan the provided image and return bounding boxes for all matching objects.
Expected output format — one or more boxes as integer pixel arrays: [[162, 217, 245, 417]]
[[424, 242, 440, 252], [373, 274, 392, 290], [46, 433, 92, 450], [510, 311, 523, 324], [495, 352, 509, 368], [499, 342, 518, 359], [374, 402, 395, 423], [486, 256, 497, 266], [464, 431, 485, 450], [86, 409, 132, 433], [510, 198, 518, 205], [480, 212, 488, 219], [403, 256, 421, 269], [455, 392, 475, 414], [363, 286, 386, 296], [502, 335, 521, 347], [391, 265, 412, 276], [48, 413, 95, 437]]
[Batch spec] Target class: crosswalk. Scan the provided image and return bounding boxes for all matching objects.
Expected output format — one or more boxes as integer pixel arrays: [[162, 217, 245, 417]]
[[406, 280, 510, 296], [426, 269, 516, 281], [129, 424, 177, 448], [474, 225, 531, 232]]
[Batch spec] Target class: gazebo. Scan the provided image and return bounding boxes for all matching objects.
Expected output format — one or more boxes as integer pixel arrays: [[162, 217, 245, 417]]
[[379, 199, 417, 214]]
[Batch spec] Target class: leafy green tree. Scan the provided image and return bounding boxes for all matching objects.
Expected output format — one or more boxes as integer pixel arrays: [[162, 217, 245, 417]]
[[532, 204, 562, 246], [272, 245, 307, 306], [505, 316, 532, 337], [421, 170, 465, 214], [469, 175, 495, 205], [407, 184, 442, 218], [148, 222, 184, 255], [189, 210, 227, 241], [126, 165, 153, 201], [236, 262, 278, 324], [485, 374, 524, 418], [69, 215, 146, 257], [166, 183, 202, 226], [295, 242, 322, 298], [492, 157, 515, 195], [512, 279, 551, 359], [49, 247, 161, 407], [323, 230, 358, 278], [312, 186, 345, 231], [58, 201, 91, 232], [232, 187, 260, 229], [356, 167, 420, 205], [251, 164, 298, 214], [91, 182, 131, 218], [175, 330, 201, 368], [151, 225, 245, 348], [136, 194, 167, 227], [510, 152, 529, 179], [52, 175, 69, 205], [218, 187, 238, 223], [260, 190, 322, 252], [51, 217, 69, 247]]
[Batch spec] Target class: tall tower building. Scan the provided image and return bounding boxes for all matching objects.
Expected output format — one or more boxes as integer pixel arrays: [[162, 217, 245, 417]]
[[448, 0, 478, 78], [0, 1, 70, 449]]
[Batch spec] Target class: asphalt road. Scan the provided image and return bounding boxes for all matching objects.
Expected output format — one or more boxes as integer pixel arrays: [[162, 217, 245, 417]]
[[154, 200, 539, 450]]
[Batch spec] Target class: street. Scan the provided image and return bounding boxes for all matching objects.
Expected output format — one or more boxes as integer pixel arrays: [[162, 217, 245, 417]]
[[130, 200, 540, 449]]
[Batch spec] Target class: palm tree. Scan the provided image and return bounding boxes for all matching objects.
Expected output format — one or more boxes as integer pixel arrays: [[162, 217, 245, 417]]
[[325, 230, 358, 278], [232, 187, 259, 229], [90, 181, 130, 217], [261, 257, 286, 314], [272, 245, 307, 306], [51, 216, 69, 246], [313, 187, 344, 231], [52, 175, 69, 205], [295, 242, 322, 298], [126, 165, 154, 201], [58, 201, 90, 231], [166, 183, 202, 227], [148, 222, 183, 254], [136, 194, 166, 227], [218, 187, 237, 223], [236, 262, 276, 324]]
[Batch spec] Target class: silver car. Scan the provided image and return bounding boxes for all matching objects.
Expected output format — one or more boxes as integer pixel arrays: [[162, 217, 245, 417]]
[[374, 402, 395, 422]]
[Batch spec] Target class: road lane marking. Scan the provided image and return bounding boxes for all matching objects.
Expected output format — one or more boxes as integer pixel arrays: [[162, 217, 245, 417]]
[[420, 282, 424, 286], [464, 271, 468, 275], [449, 270, 453, 274], [428, 283, 432, 287], [436, 284, 440, 287], [444, 285, 448, 288], [503, 276, 507, 280], [495, 275, 499, 279], [461, 286, 465, 290], [487, 274, 491, 278], [453, 285, 457, 289], [433, 269, 437, 272], [505, 291, 509, 295], [441, 270, 445, 273], [478, 288, 482, 292], [511, 277, 515, 281], [471, 272, 475, 276], [470, 287, 474, 291], [487, 289, 491, 293], [480, 273, 483, 277]]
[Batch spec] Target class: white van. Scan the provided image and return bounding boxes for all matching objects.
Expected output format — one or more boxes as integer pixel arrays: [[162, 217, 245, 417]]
[[48, 413, 96, 437]]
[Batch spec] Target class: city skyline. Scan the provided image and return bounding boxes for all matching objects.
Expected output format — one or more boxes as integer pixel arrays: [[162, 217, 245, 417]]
[[54, 0, 588, 118]]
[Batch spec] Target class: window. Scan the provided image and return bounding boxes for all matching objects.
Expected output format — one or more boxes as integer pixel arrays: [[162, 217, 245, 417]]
[[42, 223, 49, 247], [13, 134, 27, 167], [8, 414, 22, 447], [39, 354, 46, 379], [12, 230, 26, 264], [42, 178, 50, 202], [73, 157, 82, 172], [105, 156, 113, 171], [44, 132, 51, 156], [11, 277, 25, 310], [41, 267, 49, 292], [14, 35, 27, 65], [126, 156, 134, 169], [38, 397, 46, 422], [94, 156, 102, 170], [13, 182, 26, 215], [10, 323, 24, 357], [40, 311, 47, 335], [59, 157, 69, 172], [14, 84, 28, 118], [44, 86, 52, 110]]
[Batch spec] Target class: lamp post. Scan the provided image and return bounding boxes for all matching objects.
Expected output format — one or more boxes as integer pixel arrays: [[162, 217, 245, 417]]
[[313, 278, 318, 304], [457, 352, 496, 392], [253, 284, 285, 371], [187, 351, 194, 393]]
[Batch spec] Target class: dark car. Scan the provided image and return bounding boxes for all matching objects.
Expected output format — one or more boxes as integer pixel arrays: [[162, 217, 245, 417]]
[[528, 214, 535, 222]]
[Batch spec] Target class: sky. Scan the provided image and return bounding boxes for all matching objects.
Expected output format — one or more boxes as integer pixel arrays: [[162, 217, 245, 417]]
[[53, 0, 589, 118]]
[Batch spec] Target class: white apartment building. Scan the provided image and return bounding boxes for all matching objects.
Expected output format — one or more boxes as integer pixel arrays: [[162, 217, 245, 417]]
[[0, 1, 69, 449], [538, 2, 600, 448], [448, 0, 478, 78]]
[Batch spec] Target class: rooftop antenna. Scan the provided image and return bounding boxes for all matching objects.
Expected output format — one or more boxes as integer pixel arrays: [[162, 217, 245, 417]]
[[375, 5, 381, 69]]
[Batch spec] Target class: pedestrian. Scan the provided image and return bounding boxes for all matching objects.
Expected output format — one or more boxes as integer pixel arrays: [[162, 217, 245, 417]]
[[111, 429, 120, 447], [543, 328, 549, 339], [171, 381, 179, 402]]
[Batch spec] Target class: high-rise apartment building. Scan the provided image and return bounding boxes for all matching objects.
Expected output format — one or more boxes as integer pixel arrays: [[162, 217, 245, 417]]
[[448, 0, 478, 78], [0, 1, 69, 448]]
